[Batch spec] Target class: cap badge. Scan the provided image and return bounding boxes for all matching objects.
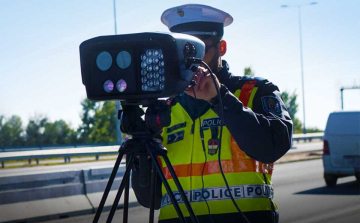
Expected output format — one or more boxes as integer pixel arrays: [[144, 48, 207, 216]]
[[176, 8, 184, 17]]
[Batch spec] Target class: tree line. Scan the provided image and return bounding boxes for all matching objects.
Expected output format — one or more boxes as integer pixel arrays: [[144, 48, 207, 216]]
[[0, 99, 117, 148]]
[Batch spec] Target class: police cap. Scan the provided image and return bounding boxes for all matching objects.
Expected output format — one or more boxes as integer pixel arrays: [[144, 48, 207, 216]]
[[161, 4, 233, 40]]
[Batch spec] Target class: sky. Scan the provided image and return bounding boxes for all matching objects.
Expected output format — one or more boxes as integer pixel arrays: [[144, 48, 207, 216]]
[[0, 0, 359, 131]]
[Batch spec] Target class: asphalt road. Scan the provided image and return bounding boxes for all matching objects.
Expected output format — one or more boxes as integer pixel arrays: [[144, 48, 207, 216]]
[[40, 158, 359, 223], [273, 159, 360, 223]]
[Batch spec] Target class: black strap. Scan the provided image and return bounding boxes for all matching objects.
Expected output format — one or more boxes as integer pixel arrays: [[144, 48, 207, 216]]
[[210, 126, 219, 139], [263, 173, 276, 222]]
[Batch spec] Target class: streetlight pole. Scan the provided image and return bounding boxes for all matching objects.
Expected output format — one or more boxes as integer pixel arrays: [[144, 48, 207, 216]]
[[113, 0, 122, 144], [113, 0, 117, 35], [281, 2, 317, 134]]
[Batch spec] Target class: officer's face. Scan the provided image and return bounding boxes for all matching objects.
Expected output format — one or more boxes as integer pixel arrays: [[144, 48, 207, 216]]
[[202, 38, 220, 71]]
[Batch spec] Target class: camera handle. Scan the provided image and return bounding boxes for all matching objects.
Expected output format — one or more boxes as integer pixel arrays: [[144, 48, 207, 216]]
[[93, 104, 199, 223]]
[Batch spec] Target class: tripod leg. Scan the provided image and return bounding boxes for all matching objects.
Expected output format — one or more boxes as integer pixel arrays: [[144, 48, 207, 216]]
[[123, 154, 131, 223], [162, 155, 199, 223], [106, 152, 135, 223], [149, 162, 157, 223], [148, 152, 188, 223], [93, 150, 125, 223]]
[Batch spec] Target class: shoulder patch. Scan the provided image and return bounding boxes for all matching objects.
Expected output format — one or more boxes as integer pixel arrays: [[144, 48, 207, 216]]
[[167, 122, 186, 133], [261, 96, 282, 116], [167, 130, 184, 144]]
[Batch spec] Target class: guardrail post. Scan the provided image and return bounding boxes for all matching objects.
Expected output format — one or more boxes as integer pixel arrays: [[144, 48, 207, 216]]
[[36, 158, 39, 165], [64, 157, 67, 163], [96, 155, 99, 160], [1, 161, 4, 168], [28, 159, 32, 164]]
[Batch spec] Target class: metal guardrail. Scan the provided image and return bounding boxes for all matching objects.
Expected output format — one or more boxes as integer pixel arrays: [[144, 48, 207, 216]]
[[0, 142, 118, 152], [0, 146, 119, 168], [292, 132, 323, 142], [0, 133, 324, 168]]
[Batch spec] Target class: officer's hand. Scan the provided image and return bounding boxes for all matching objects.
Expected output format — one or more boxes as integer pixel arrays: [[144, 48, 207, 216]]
[[185, 67, 221, 101]]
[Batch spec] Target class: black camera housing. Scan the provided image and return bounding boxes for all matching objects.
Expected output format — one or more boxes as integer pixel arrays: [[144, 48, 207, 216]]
[[79, 32, 204, 104]]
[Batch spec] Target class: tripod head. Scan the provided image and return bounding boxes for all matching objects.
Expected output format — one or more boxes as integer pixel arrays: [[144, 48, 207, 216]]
[[119, 100, 172, 188], [119, 100, 171, 138]]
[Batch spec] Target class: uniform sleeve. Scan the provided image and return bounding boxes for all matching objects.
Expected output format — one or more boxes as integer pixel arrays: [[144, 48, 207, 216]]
[[211, 82, 293, 163]]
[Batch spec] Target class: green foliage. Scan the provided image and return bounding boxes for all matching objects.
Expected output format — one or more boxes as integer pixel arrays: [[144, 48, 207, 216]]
[[280, 91, 298, 120], [281, 90, 302, 133], [42, 120, 78, 145], [77, 98, 99, 143], [25, 114, 48, 146], [0, 115, 24, 147], [24, 114, 79, 146], [77, 98, 117, 144], [1, 97, 118, 147], [244, 67, 255, 76], [292, 118, 303, 134], [87, 101, 117, 143]]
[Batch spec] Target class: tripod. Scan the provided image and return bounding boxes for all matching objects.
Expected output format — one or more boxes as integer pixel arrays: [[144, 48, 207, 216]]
[[93, 101, 199, 223]]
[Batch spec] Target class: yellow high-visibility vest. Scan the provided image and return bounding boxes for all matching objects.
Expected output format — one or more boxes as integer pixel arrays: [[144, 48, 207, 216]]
[[159, 81, 276, 221]]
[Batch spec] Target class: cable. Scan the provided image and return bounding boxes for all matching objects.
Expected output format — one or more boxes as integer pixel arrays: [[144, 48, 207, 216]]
[[192, 88, 214, 223], [200, 61, 250, 223]]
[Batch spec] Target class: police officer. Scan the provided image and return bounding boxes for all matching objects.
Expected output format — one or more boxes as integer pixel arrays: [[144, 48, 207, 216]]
[[132, 4, 293, 223]]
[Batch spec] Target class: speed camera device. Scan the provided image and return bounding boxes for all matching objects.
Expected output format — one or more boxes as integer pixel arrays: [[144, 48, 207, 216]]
[[79, 32, 205, 104], [81, 33, 206, 223]]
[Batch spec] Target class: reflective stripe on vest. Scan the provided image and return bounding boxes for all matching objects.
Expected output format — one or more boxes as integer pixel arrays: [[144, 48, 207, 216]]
[[159, 81, 277, 220], [161, 184, 274, 208], [162, 158, 273, 180]]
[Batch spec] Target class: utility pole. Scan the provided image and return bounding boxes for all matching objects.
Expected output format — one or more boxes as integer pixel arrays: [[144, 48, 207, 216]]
[[281, 2, 317, 134], [114, 0, 122, 144]]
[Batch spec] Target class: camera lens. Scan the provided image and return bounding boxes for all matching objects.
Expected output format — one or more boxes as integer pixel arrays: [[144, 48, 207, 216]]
[[103, 80, 114, 93], [116, 51, 131, 69], [96, 51, 112, 71], [116, 79, 127, 92]]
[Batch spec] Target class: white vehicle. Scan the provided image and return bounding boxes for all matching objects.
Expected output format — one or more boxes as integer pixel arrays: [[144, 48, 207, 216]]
[[323, 111, 360, 186]]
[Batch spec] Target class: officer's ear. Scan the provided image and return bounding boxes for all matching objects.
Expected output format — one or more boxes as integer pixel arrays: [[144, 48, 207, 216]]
[[217, 40, 227, 57]]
